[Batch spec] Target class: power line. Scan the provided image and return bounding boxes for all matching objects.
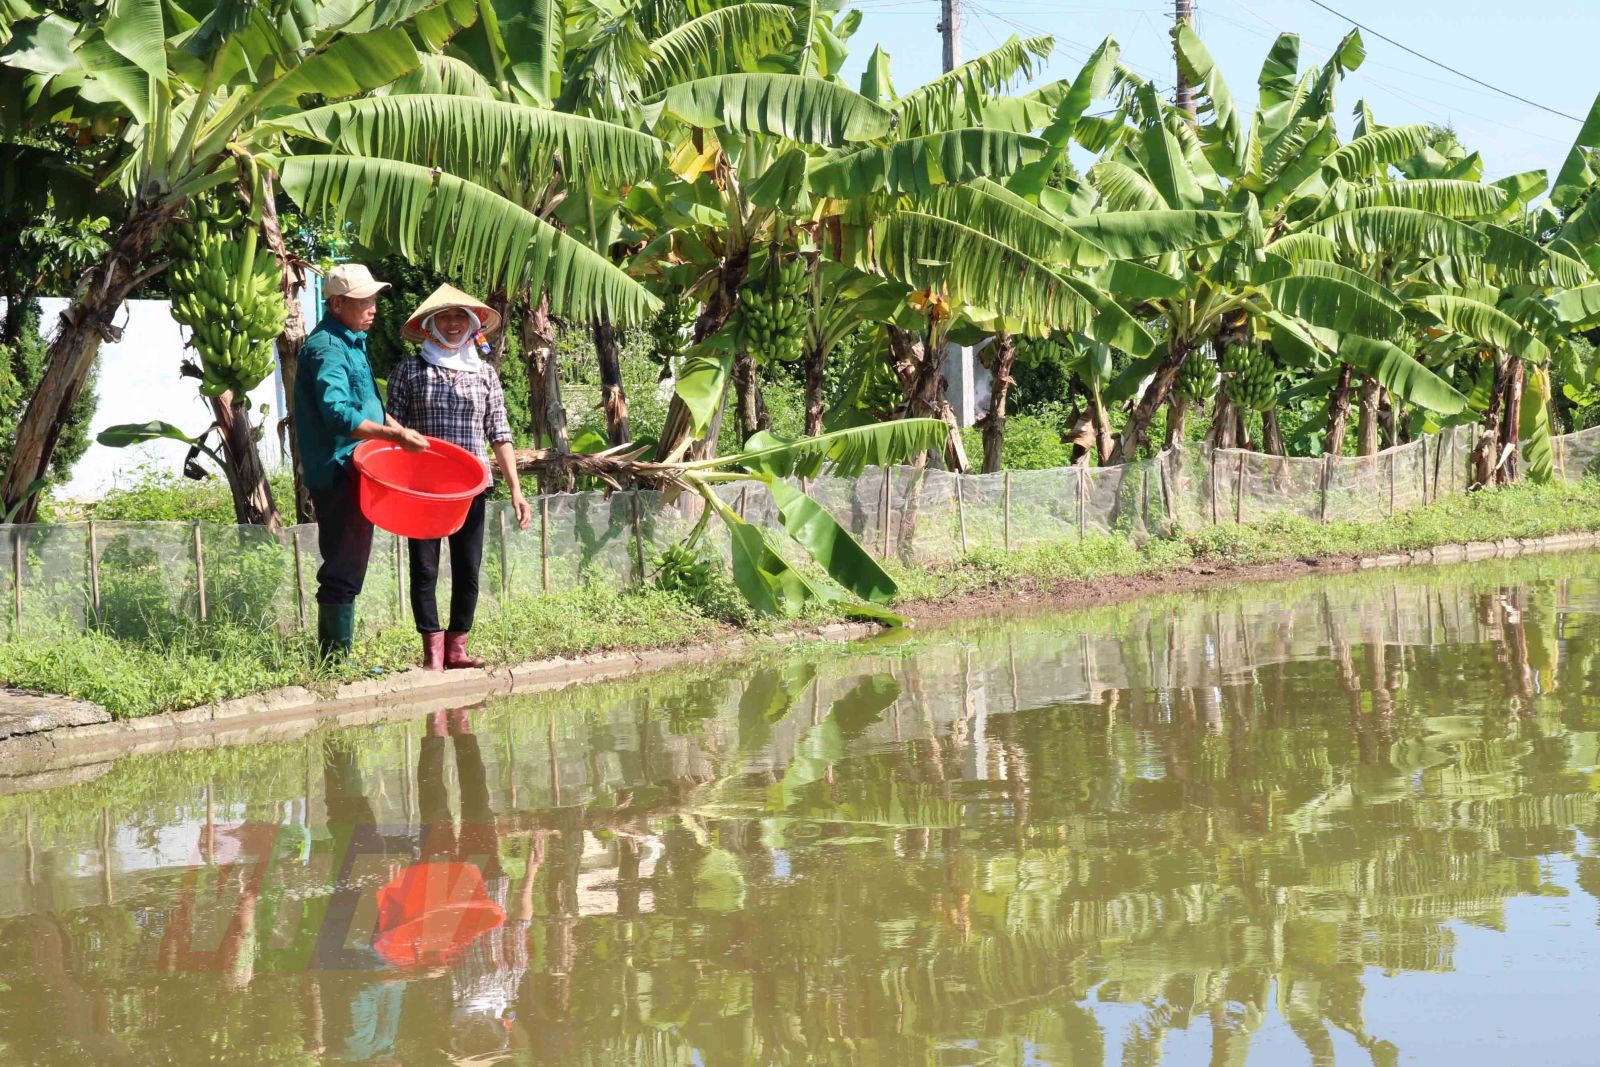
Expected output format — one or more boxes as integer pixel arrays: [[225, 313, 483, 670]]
[[1299, 0, 1583, 123], [1214, 0, 1567, 165]]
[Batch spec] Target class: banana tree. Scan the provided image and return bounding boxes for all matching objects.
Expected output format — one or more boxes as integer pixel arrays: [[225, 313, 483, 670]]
[[519, 416, 950, 619], [1085, 29, 1481, 462], [0, 0, 659, 523], [640, 33, 1090, 466]]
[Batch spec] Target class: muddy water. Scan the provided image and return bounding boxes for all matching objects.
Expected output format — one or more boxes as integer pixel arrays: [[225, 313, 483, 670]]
[[3, 555, 1600, 1065]]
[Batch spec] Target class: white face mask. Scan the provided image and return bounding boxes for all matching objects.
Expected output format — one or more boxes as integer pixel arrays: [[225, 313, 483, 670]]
[[419, 308, 485, 372]]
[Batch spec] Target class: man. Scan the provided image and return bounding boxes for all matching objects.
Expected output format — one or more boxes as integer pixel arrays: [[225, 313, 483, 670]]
[[296, 263, 428, 659]]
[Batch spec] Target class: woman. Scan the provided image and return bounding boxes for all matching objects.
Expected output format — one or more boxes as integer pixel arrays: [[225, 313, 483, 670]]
[[389, 285, 532, 670]]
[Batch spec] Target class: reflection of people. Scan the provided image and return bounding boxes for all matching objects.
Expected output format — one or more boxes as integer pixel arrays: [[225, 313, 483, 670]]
[[296, 264, 428, 659], [388, 286, 531, 671], [317, 739, 406, 1063], [378, 708, 534, 1058]]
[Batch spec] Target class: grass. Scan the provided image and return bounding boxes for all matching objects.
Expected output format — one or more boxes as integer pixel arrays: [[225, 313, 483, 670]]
[[891, 477, 1600, 603], [0, 584, 722, 719], [4, 479, 1600, 720]]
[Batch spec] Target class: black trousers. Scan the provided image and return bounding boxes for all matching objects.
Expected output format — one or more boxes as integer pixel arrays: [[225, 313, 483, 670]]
[[309, 465, 374, 606], [407, 491, 487, 633], [417, 731, 499, 877]]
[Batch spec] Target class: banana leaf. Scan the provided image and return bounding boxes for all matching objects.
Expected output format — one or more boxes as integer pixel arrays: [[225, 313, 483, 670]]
[[766, 477, 896, 603]]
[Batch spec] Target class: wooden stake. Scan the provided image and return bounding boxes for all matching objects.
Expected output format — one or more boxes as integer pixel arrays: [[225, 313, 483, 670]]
[[193, 522, 207, 621], [1319, 454, 1332, 524], [498, 505, 511, 601], [880, 468, 892, 558], [392, 533, 403, 622], [1077, 466, 1087, 539], [1440, 431, 1452, 502], [1234, 451, 1245, 524], [87, 521, 101, 624], [1209, 449, 1219, 525], [1142, 467, 1151, 533], [291, 530, 306, 630], [1387, 449, 1396, 516], [1003, 470, 1012, 551], [1419, 437, 1429, 504], [539, 496, 550, 594], [1158, 457, 1174, 531], [956, 475, 969, 555], [630, 491, 646, 586], [11, 528, 21, 636], [737, 484, 749, 519]]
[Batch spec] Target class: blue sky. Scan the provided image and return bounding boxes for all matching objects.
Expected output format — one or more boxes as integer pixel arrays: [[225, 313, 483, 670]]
[[842, 0, 1600, 181]]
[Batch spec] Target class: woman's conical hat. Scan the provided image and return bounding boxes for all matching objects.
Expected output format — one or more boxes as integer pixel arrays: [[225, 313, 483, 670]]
[[403, 283, 502, 343]]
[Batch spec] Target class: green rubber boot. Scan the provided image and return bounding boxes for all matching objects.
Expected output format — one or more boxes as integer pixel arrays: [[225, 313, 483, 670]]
[[316, 603, 356, 661]]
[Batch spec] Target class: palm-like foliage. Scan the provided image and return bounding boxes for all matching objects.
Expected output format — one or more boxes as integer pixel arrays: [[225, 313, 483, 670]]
[[0, 0, 663, 522]]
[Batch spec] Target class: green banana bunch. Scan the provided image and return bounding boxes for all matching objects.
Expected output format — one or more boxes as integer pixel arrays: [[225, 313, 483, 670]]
[[1221, 341, 1277, 413], [1176, 349, 1217, 404], [648, 290, 692, 369], [738, 254, 809, 363], [166, 196, 286, 399]]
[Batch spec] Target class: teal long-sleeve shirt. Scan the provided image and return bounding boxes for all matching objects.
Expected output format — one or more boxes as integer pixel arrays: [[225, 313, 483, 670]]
[[295, 317, 385, 490]]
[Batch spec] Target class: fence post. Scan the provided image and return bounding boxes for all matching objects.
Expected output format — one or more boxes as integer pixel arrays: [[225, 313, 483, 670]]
[[498, 505, 511, 601], [1142, 467, 1151, 534], [955, 475, 969, 555], [291, 528, 306, 630], [392, 533, 403, 622], [1319, 454, 1332, 524], [1209, 449, 1219, 525], [1440, 431, 1452, 502], [539, 496, 551, 594], [1387, 449, 1396, 516], [11, 528, 21, 636], [1234, 451, 1245, 524], [738, 484, 749, 520], [880, 468, 892, 559], [1420, 437, 1429, 504], [86, 521, 101, 624], [1077, 466, 1087, 540], [1158, 456, 1174, 531], [630, 491, 646, 587], [1003, 470, 1012, 552], [192, 522, 207, 622]]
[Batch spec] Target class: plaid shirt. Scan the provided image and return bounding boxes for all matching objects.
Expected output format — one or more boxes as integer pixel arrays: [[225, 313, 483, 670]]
[[387, 356, 513, 459]]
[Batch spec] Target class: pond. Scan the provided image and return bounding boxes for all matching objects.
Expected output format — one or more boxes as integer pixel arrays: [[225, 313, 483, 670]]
[[1, 553, 1598, 1065]]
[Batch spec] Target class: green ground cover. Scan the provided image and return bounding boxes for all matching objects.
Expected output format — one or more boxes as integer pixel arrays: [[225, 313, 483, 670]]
[[4, 478, 1599, 720]]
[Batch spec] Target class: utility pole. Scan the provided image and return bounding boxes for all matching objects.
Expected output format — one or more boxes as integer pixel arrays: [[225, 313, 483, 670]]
[[1173, 0, 1196, 116], [938, 0, 961, 72]]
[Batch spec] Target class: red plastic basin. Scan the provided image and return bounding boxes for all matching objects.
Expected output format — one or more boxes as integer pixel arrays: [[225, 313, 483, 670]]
[[353, 437, 491, 539]]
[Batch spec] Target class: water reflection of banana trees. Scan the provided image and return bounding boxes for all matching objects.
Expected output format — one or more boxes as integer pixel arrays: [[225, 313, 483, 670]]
[[3, 566, 1600, 1064]]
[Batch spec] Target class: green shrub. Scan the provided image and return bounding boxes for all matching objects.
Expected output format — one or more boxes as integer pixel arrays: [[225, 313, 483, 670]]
[[85, 464, 297, 523], [961, 408, 1073, 470]]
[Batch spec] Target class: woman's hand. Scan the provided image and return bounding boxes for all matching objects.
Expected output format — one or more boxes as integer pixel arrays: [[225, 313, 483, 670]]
[[492, 441, 531, 526]]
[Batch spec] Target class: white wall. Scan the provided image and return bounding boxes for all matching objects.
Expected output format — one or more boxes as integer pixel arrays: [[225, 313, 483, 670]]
[[942, 339, 995, 427], [25, 297, 293, 501]]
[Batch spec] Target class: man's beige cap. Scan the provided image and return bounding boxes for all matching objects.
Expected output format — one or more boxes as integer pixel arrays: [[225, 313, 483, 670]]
[[324, 263, 391, 300]]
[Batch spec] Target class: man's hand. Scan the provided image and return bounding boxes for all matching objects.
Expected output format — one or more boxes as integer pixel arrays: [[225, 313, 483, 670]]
[[511, 491, 532, 529], [393, 426, 429, 452]]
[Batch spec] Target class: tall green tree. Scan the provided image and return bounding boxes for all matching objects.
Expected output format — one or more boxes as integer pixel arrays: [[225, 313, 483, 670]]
[[0, 0, 659, 523]]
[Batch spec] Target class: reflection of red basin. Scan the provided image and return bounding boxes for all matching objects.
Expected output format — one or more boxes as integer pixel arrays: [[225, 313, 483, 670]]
[[373, 862, 505, 968]]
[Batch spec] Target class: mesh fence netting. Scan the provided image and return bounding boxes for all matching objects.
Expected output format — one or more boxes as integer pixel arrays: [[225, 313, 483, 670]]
[[0, 422, 1582, 640]]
